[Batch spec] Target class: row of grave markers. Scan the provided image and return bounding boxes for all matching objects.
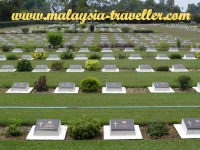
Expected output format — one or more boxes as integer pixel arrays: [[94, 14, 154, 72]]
[[0, 64, 194, 73], [5, 82, 200, 94], [25, 118, 200, 140]]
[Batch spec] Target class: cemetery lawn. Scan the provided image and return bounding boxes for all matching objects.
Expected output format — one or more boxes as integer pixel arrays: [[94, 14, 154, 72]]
[[1, 139, 200, 150]]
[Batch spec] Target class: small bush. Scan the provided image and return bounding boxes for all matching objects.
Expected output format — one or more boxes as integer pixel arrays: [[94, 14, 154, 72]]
[[195, 52, 200, 58], [21, 27, 29, 34], [156, 43, 170, 51], [88, 53, 101, 59], [155, 66, 169, 72], [147, 122, 169, 138], [32, 51, 45, 59], [68, 118, 101, 139], [47, 32, 63, 48], [1, 45, 11, 52], [57, 26, 62, 32], [81, 77, 100, 92], [60, 51, 74, 59], [21, 44, 36, 52], [177, 75, 192, 90], [51, 61, 64, 70], [7, 119, 23, 136], [85, 60, 99, 71], [34, 76, 48, 92], [17, 59, 32, 72], [176, 38, 181, 48], [7, 54, 18, 60], [89, 46, 101, 52], [121, 27, 130, 33], [81, 23, 87, 28], [169, 53, 182, 59], [90, 24, 95, 32], [137, 45, 146, 51], [133, 30, 154, 33], [118, 52, 127, 59]]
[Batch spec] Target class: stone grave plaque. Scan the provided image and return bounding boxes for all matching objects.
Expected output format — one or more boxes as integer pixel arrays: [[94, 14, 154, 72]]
[[173, 64, 186, 70], [57, 48, 66, 52], [21, 55, 32, 60], [106, 82, 122, 91], [130, 54, 141, 58], [169, 47, 179, 51], [48, 55, 59, 59], [58, 82, 75, 91], [110, 119, 135, 136], [152, 82, 170, 91], [139, 64, 152, 70], [11, 82, 29, 91], [69, 65, 82, 70], [104, 65, 116, 70], [35, 48, 44, 52], [76, 54, 86, 58], [191, 47, 200, 51], [0, 55, 6, 59], [34, 119, 61, 136], [157, 54, 168, 58], [0, 65, 14, 71], [181, 118, 200, 134], [103, 54, 113, 58], [34, 65, 48, 72], [80, 48, 89, 52], [184, 54, 195, 58], [12, 48, 22, 52]]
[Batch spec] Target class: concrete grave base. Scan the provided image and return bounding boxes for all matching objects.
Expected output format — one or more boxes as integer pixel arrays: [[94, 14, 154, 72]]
[[102, 87, 126, 94], [32, 69, 50, 72], [136, 68, 154, 72], [182, 57, 197, 60], [192, 87, 200, 93], [66, 69, 84, 72], [101, 58, 115, 60], [54, 87, 79, 93], [148, 87, 175, 93], [169, 68, 189, 72], [0, 58, 6, 61], [174, 124, 200, 139], [101, 69, 119, 72], [46, 58, 61, 60], [155, 57, 170, 60], [26, 125, 67, 140], [74, 58, 88, 60], [101, 50, 113, 52], [103, 125, 143, 140], [6, 87, 34, 93], [0, 69, 16, 72], [128, 57, 142, 60], [19, 58, 34, 60]]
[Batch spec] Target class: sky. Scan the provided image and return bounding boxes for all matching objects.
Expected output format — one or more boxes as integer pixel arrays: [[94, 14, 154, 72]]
[[141, 0, 199, 12]]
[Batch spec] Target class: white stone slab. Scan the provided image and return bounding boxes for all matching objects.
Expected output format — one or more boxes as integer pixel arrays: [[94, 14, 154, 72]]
[[46, 58, 61, 60], [169, 68, 189, 72], [101, 50, 113, 52], [193, 87, 200, 93], [6, 87, 33, 93], [32, 69, 50, 72], [101, 58, 115, 60], [0, 69, 16, 72], [0, 58, 6, 61], [148, 87, 175, 93], [128, 57, 142, 60], [136, 68, 154, 72], [74, 58, 88, 60], [26, 125, 67, 140], [102, 87, 126, 94], [54, 87, 79, 93], [101, 69, 119, 72], [182, 57, 197, 60], [66, 69, 84, 72], [103, 125, 143, 140], [174, 124, 200, 139], [155, 57, 169, 60]]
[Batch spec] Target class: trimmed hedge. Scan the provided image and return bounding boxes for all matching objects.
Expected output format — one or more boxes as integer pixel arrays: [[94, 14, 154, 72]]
[[133, 30, 154, 33]]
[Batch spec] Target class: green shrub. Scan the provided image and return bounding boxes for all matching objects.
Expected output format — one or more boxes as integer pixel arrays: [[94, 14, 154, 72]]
[[147, 122, 169, 138], [34, 76, 48, 92], [68, 118, 101, 139], [1, 45, 11, 52], [81, 23, 87, 28], [195, 52, 200, 58], [32, 51, 45, 59], [88, 53, 101, 59], [118, 52, 127, 59], [81, 77, 100, 92], [176, 38, 181, 48], [89, 46, 101, 52], [7, 118, 23, 136], [155, 66, 169, 72], [90, 24, 95, 32], [17, 59, 32, 72], [85, 60, 99, 71], [21, 27, 29, 34], [177, 75, 192, 90], [133, 30, 154, 33], [57, 26, 62, 31], [51, 61, 64, 70], [20, 44, 37, 52], [121, 27, 130, 33], [169, 53, 182, 59], [137, 45, 146, 51], [60, 50, 74, 59], [7, 54, 18, 60], [47, 32, 63, 48], [156, 43, 170, 51]]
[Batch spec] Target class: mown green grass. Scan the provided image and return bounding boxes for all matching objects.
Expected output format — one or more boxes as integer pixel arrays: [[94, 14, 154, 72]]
[[0, 72, 199, 88], [1, 139, 200, 150]]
